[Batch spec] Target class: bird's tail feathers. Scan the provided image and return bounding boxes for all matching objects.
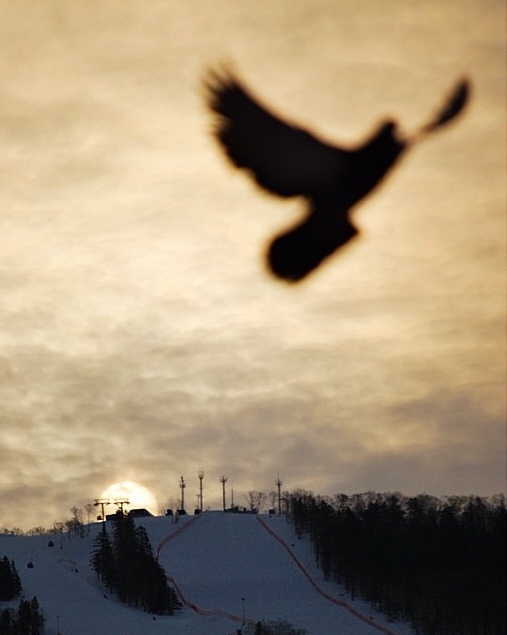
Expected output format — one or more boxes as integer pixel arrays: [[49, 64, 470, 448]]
[[409, 78, 471, 143]]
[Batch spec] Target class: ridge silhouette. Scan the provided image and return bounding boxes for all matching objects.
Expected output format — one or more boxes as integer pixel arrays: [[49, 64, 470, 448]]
[[205, 68, 470, 282]]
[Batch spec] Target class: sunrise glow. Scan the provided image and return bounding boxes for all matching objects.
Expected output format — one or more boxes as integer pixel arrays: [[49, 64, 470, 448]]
[[100, 481, 158, 516]]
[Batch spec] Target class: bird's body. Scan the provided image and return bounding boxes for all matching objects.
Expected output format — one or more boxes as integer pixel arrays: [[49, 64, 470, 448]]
[[269, 122, 407, 280], [205, 69, 469, 282]]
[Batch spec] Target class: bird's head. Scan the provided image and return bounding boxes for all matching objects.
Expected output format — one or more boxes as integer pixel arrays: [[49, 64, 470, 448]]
[[377, 120, 399, 141], [365, 119, 405, 161]]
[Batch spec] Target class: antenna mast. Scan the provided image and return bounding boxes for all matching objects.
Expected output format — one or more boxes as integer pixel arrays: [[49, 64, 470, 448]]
[[219, 475, 228, 511], [276, 474, 282, 515], [179, 476, 186, 513], [198, 470, 204, 512]]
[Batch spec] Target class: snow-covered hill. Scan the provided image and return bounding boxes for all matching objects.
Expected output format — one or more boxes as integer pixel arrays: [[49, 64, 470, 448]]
[[0, 512, 413, 635]]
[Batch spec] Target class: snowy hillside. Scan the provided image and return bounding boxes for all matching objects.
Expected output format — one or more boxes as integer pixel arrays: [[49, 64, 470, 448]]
[[0, 512, 414, 635]]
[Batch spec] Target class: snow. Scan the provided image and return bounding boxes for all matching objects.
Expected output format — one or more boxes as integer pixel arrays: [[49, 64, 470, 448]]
[[0, 512, 414, 635]]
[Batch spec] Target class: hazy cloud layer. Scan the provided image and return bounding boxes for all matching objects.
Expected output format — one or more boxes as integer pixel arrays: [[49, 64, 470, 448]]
[[1, 0, 505, 529]]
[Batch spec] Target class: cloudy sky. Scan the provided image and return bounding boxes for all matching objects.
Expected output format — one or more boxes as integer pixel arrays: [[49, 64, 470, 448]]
[[1, 0, 505, 530]]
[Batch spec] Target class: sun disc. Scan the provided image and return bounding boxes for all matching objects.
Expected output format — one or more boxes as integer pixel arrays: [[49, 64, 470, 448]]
[[100, 481, 158, 516]]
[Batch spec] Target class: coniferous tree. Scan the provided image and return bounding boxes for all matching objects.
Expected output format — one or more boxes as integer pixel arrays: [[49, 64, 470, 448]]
[[248, 620, 308, 635], [0, 557, 22, 601], [90, 529, 116, 590], [90, 513, 180, 615], [287, 490, 506, 635], [0, 609, 12, 635], [28, 597, 44, 635], [0, 596, 45, 635]]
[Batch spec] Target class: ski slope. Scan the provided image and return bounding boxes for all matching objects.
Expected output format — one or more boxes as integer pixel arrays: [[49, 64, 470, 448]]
[[0, 512, 413, 635]]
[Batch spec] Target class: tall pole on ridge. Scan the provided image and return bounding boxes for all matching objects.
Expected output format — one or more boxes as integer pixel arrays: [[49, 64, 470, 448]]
[[276, 474, 282, 515], [179, 476, 186, 512], [220, 475, 228, 511], [198, 470, 204, 512]]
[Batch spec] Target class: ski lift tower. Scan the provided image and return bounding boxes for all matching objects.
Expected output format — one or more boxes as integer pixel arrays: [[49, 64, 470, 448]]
[[114, 499, 130, 516], [94, 498, 111, 533]]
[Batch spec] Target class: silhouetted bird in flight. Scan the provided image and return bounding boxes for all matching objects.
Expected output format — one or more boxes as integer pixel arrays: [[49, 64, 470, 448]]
[[205, 68, 470, 282]]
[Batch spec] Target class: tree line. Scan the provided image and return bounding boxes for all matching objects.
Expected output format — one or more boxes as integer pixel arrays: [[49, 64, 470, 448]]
[[0, 558, 21, 601], [0, 597, 44, 635], [91, 512, 180, 615], [0, 557, 44, 635], [246, 618, 308, 634], [286, 490, 505, 635], [1, 505, 92, 538]]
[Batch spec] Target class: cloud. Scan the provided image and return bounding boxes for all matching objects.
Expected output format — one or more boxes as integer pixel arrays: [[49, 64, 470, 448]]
[[1, 0, 505, 530]]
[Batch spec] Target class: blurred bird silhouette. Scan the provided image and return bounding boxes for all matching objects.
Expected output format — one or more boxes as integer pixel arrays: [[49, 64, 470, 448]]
[[204, 68, 470, 282]]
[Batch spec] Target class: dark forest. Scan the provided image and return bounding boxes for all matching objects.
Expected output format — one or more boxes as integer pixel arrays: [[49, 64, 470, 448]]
[[287, 490, 505, 635], [91, 512, 180, 615]]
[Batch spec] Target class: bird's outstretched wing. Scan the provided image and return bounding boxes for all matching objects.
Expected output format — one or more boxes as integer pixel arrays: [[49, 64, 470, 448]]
[[204, 66, 471, 283], [205, 69, 348, 198]]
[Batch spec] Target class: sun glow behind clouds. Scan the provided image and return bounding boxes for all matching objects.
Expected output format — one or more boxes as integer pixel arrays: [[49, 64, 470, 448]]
[[100, 481, 158, 516]]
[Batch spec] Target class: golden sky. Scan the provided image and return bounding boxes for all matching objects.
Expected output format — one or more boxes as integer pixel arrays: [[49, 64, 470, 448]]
[[1, 0, 505, 530]]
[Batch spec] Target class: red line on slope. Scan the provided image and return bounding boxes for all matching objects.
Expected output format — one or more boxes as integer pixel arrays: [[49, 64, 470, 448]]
[[156, 514, 254, 626], [164, 573, 254, 624], [256, 515, 401, 635], [155, 513, 203, 561]]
